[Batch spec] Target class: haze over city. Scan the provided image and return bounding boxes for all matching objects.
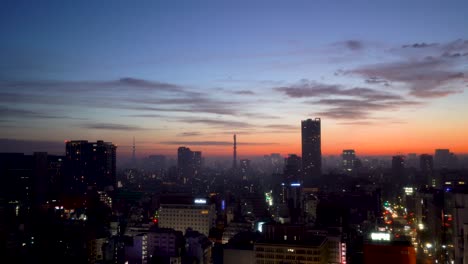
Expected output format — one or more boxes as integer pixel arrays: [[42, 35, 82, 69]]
[[1, 0, 468, 158]]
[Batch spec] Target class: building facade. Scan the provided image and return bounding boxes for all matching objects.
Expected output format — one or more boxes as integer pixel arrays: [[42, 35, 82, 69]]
[[65, 140, 116, 195], [301, 118, 322, 187], [158, 197, 216, 236]]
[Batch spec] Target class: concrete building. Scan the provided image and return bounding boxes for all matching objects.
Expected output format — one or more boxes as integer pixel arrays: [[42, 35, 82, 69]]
[[124, 233, 148, 264], [158, 195, 216, 236], [65, 140, 116, 195], [254, 236, 329, 264]]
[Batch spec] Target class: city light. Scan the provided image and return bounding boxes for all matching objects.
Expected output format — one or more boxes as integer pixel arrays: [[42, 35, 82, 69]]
[[370, 232, 391, 241], [194, 198, 207, 204], [1, 3, 466, 264]]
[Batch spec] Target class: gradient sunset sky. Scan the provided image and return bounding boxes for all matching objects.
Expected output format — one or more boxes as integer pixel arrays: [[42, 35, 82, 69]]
[[1, 0, 468, 158]]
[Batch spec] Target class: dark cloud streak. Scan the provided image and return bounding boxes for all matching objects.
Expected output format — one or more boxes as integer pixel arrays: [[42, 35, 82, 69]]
[[82, 123, 146, 131], [160, 141, 277, 146]]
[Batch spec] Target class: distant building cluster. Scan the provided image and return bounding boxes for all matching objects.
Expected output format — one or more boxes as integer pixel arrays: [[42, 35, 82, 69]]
[[2, 118, 468, 263]]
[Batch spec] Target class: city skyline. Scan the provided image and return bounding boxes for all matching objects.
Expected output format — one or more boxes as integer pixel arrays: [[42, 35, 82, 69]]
[[1, 1, 468, 157]]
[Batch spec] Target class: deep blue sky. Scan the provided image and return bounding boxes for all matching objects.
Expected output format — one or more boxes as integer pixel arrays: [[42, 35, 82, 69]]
[[1, 0, 468, 156]]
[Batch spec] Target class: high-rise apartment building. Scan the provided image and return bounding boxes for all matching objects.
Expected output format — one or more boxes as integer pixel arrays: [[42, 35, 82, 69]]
[[301, 118, 322, 187], [65, 140, 117, 195]]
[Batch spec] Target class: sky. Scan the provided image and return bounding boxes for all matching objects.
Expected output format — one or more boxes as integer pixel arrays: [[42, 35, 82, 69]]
[[1, 0, 468, 158]]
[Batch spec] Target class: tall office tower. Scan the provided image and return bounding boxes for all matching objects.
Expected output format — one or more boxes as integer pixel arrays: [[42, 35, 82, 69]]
[[342, 149, 356, 172], [420, 154, 434, 187], [233, 134, 237, 170], [301, 118, 322, 187], [434, 149, 450, 169], [65, 140, 117, 196]]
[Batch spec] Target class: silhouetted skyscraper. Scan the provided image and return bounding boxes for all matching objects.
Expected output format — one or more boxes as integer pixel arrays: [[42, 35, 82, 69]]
[[301, 118, 321, 187], [65, 140, 117, 196]]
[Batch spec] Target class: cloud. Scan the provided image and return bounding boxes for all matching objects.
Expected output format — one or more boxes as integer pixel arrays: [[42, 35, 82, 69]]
[[82, 123, 146, 131], [116, 77, 184, 92], [233, 90, 255, 95], [336, 121, 376, 126], [316, 109, 369, 119], [263, 124, 297, 130], [350, 57, 466, 98], [365, 77, 390, 86], [351, 39, 468, 98], [178, 132, 202, 137], [160, 141, 277, 146], [402, 42, 438, 48], [0, 106, 80, 120], [337, 120, 407, 126], [179, 118, 252, 128], [333, 40, 365, 51], [344, 40, 364, 51], [310, 98, 422, 120], [0, 77, 186, 94], [274, 79, 421, 120], [275, 80, 402, 100], [0, 77, 250, 116], [124, 114, 166, 118]]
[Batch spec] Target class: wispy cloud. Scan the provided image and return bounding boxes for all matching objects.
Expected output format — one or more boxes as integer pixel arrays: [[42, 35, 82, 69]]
[[160, 141, 277, 146], [179, 118, 252, 128], [312, 98, 422, 119], [402, 42, 438, 49], [0, 106, 82, 120], [233, 90, 255, 95], [275, 80, 401, 100], [332, 40, 366, 51], [263, 124, 297, 130], [350, 39, 468, 98], [177, 132, 202, 137], [274, 79, 418, 120], [0, 78, 251, 117], [82, 123, 147, 131], [0, 77, 187, 93]]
